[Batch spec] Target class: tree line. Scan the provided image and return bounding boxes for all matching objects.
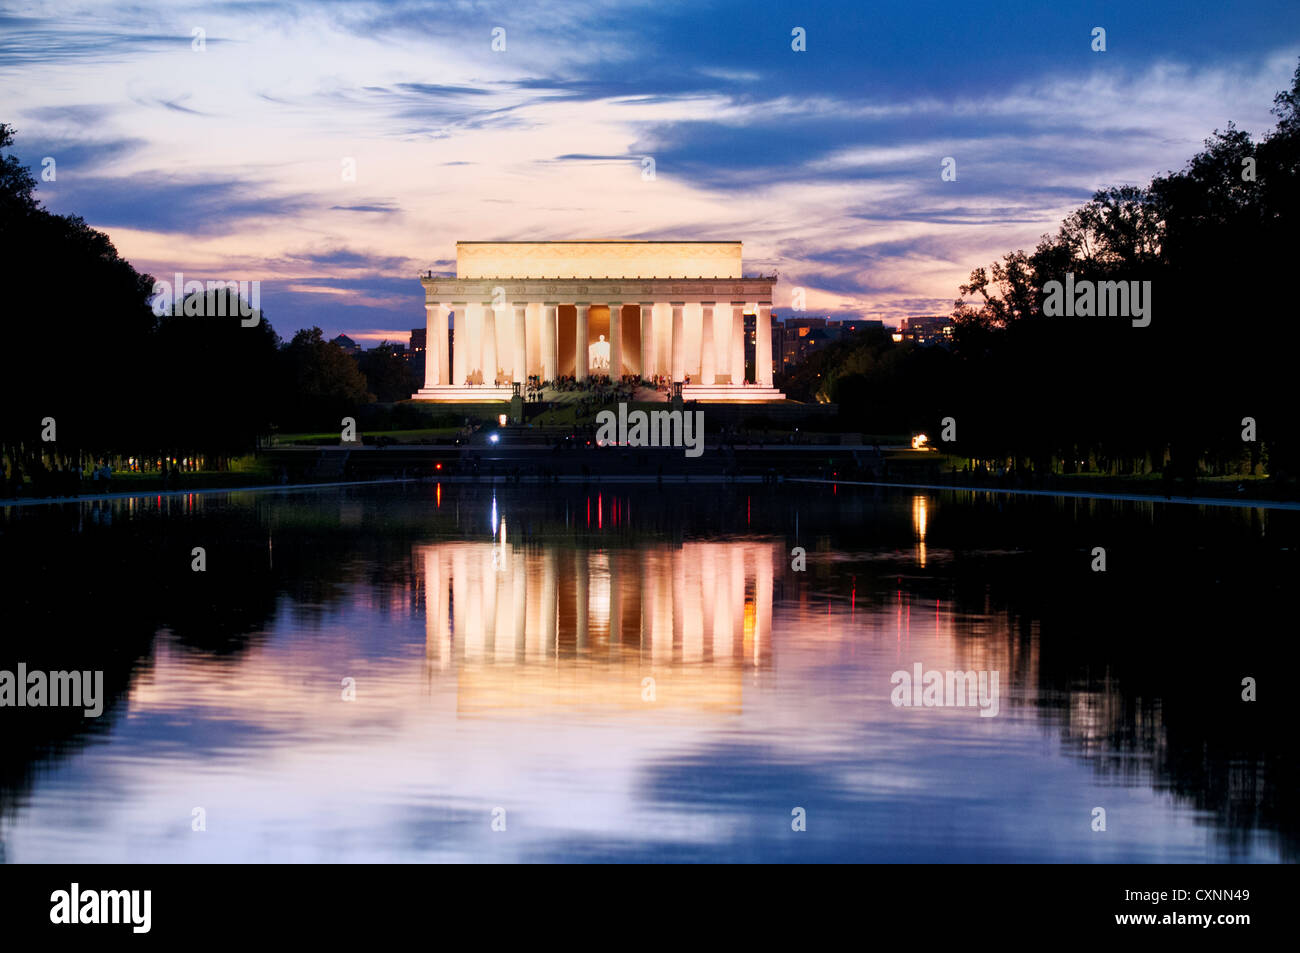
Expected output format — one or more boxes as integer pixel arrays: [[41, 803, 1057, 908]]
[[782, 60, 1300, 485], [0, 122, 423, 482]]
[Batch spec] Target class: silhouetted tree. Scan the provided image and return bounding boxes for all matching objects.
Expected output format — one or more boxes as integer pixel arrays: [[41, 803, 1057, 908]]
[[0, 123, 157, 484], [277, 328, 372, 430], [357, 341, 413, 403]]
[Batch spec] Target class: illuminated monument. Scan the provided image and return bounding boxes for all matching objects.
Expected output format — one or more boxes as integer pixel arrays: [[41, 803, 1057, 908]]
[[411, 241, 784, 402]]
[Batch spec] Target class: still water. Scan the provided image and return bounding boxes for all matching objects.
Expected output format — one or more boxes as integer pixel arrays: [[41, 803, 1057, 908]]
[[1, 482, 1294, 862]]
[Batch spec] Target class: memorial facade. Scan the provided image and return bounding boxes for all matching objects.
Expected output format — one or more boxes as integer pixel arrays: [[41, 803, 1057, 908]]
[[411, 241, 784, 402]]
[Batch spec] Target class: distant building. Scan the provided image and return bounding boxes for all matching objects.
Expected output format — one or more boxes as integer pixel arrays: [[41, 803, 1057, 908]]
[[895, 315, 954, 345], [804, 327, 836, 350], [331, 334, 361, 355], [830, 319, 884, 335], [363, 340, 407, 360], [410, 328, 427, 367], [773, 317, 891, 372], [780, 323, 825, 368], [779, 318, 842, 369]]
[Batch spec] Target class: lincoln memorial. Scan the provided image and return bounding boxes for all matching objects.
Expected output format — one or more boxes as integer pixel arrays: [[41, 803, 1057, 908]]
[[411, 240, 784, 403]]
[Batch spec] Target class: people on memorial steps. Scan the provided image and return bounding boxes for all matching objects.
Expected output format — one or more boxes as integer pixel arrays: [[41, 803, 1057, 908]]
[[525, 375, 646, 401]]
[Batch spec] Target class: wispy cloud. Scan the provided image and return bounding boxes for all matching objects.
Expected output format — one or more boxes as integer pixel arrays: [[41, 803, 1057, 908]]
[[1, 0, 1296, 335]]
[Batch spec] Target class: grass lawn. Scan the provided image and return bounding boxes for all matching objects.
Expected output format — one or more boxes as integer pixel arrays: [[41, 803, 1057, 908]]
[[273, 427, 462, 445], [912, 455, 1272, 483], [1054, 470, 1270, 483], [104, 454, 274, 489]]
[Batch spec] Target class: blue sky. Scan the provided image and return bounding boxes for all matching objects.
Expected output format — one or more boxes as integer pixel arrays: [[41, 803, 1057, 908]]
[[2, 0, 1297, 343]]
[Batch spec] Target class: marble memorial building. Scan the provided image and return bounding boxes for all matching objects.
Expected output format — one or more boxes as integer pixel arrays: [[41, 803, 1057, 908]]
[[411, 241, 784, 402]]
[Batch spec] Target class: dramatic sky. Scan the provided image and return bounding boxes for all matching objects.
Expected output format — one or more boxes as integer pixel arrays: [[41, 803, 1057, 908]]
[[3, 0, 1297, 344]]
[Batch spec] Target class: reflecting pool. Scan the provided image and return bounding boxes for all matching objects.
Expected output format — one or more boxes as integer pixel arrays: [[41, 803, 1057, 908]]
[[0, 482, 1294, 862]]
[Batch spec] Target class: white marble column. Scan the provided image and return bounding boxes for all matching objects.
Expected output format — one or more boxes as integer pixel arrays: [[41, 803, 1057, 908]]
[[700, 302, 715, 384], [731, 303, 745, 385], [638, 302, 654, 379], [423, 304, 443, 387], [482, 301, 499, 386], [709, 303, 726, 383], [717, 301, 728, 382], [607, 303, 622, 379], [437, 304, 450, 386], [756, 303, 773, 387], [542, 302, 558, 383], [453, 302, 470, 385], [670, 303, 684, 382], [512, 303, 526, 384], [575, 304, 590, 381]]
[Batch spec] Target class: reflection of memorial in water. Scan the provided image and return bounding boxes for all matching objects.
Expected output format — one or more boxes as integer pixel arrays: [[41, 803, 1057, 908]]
[[419, 538, 776, 714]]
